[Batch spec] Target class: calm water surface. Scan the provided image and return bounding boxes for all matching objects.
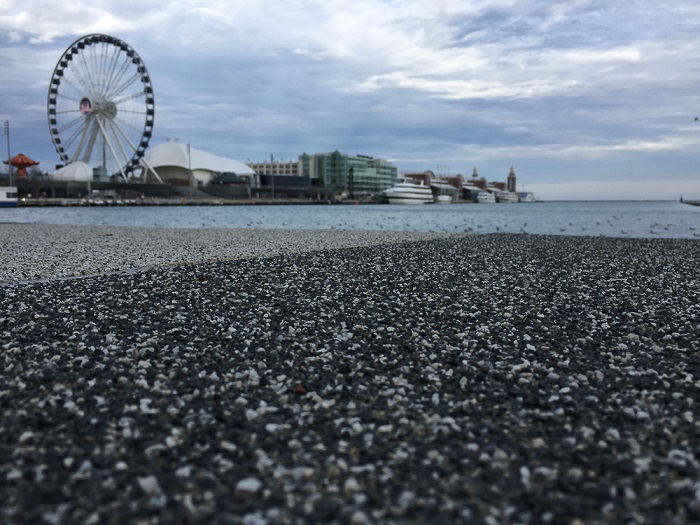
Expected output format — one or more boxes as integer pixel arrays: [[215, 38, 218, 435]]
[[2, 201, 699, 239]]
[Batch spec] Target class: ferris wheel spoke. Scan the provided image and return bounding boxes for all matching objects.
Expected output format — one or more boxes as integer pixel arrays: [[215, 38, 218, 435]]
[[59, 56, 93, 98], [70, 61, 97, 98], [102, 45, 125, 99], [56, 76, 89, 102], [91, 45, 114, 100], [117, 107, 147, 116], [61, 117, 91, 147], [104, 52, 136, 100], [55, 96, 84, 110], [108, 49, 134, 94], [58, 114, 88, 136], [112, 91, 146, 107], [87, 46, 108, 93], [75, 50, 100, 98], [59, 122, 90, 154], [108, 72, 143, 102], [112, 114, 144, 140], [111, 116, 142, 152]]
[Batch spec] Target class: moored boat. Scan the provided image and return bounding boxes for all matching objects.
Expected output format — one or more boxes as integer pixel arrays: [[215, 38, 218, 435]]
[[0, 186, 18, 207], [518, 192, 540, 203], [384, 180, 433, 204], [495, 190, 519, 203], [477, 191, 496, 204], [430, 180, 456, 204], [436, 194, 452, 204]]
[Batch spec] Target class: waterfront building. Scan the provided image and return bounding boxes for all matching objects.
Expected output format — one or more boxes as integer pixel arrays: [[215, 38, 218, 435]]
[[51, 162, 94, 182], [249, 157, 301, 178], [300, 151, 398, 199], [247, 157, 313, 198], [246, 156, 312, 198], [248, 152, 397, 199], [142, 140, 255, 187]]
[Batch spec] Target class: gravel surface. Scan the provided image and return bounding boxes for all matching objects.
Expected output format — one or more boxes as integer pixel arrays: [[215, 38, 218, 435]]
[[1, 230, 699, 524]]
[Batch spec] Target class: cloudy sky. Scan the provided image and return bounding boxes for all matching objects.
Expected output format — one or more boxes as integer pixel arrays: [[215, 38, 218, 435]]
[[1, 0, 700, 199]]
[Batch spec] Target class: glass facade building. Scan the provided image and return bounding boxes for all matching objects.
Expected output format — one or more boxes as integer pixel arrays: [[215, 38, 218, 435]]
[[301, 151, 398, 198]]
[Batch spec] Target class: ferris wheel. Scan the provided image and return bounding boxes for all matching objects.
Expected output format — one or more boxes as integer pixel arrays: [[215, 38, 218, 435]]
[[47, 34, 160, 181]]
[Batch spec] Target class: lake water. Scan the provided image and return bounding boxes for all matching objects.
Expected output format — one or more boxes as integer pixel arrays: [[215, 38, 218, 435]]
[[2, 201, 699, 239]]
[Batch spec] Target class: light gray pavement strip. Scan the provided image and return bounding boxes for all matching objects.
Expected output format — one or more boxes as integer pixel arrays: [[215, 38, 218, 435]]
[[0, 223, 457, 283]]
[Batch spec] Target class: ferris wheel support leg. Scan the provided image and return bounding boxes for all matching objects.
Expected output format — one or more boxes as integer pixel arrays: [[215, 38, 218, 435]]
[[70, 118, 92, 164], [81, 123, 100, 165], [95, 117, 128, 182], [109, 119, 164, 184]]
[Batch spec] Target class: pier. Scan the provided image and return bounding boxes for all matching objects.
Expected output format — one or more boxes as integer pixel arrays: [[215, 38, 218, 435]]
[[15, 197, 372, 207]]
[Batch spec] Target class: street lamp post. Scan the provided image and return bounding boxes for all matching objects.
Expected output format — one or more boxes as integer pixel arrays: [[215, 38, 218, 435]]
[[187, 143, 193, 201], [3, 120, 11, 186]]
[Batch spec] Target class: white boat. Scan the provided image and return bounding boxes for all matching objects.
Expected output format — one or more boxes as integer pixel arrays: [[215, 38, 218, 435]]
[[0, 186, 18, 207], [477, 191, 496, 204], [518, 192, 539, 203], [495, 190, 519, 203], [430, 180, 455, 204], [384, 180, 433, 204]]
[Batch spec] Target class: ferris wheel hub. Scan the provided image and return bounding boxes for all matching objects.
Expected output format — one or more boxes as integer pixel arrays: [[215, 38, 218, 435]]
[[95, 101, 118, 119]]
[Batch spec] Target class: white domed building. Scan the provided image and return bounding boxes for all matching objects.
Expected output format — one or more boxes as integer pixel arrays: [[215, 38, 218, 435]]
[[141, 140, 255, 186], [51, 161, 95, 181]]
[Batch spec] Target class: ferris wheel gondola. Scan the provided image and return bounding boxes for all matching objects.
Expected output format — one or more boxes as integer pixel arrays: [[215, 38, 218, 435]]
[[47, 34, 161, 181]]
